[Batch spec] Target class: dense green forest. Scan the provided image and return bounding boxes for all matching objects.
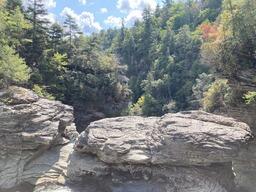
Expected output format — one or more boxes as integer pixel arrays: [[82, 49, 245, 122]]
[[0, 0, 256, 119]]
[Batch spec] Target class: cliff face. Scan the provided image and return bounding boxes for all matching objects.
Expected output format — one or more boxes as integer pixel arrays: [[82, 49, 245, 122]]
[[0, 86, 254, 192]]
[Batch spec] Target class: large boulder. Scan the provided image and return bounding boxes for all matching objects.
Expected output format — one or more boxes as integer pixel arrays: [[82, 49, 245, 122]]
[[0, 86, 78, 189], [75, 111, 251, 166], [71, 111, 252, 192]]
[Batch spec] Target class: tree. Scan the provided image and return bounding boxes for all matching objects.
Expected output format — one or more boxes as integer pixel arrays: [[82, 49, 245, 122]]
[[4, 7, 31, 49], [5, 0, 22, 11], [0, 0, 30, 50], [0, 44, 30, 87], [116, 18, 125, 56], [63, 14, 80, 56], [141, 7, 153, 65], [201, 0, 256, 76], [0, 0, 30, 87], [24, 0, 49, 66], [48, 23, 64, 52]]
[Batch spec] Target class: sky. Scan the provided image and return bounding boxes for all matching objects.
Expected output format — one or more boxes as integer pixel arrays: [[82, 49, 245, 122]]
[[24, 0, 162, 34]]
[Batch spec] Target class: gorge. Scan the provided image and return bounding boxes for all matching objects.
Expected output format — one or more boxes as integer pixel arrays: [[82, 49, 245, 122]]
[[1, 0, 256, 191], [0, 86, 255, 192]]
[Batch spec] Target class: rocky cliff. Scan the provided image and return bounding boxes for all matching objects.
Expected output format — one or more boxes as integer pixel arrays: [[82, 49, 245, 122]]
[[0, 87, 255, 192]]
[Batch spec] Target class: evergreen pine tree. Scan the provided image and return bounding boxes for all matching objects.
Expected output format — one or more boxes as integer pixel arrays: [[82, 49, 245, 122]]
[[24, 0, 49, 66], [63, 14, 80, 57]]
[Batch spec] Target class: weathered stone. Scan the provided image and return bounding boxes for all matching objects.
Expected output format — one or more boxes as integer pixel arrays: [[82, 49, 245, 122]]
[[233, 139, 256, 192], [66, 152, 236, 192], [0, 86, 78, 189], [0, 86, 254, 192], [75, 111, 251, 166]]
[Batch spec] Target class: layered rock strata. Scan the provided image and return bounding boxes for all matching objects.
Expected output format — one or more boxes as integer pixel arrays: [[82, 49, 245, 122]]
[[72, 111, 251, 192], [0, 86, 78, 189]]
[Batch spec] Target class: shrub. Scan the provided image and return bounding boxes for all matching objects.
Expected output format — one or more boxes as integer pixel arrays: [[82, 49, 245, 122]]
[[202, 79, 231, 112], [128, 96, 145, 116], [32, 84, 55, 100], [142, 94, 163, 116], [244, 91, 256, 105]]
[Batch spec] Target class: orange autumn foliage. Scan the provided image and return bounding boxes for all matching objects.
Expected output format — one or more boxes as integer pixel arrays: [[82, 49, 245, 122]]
[[200, 23, 218, 41]]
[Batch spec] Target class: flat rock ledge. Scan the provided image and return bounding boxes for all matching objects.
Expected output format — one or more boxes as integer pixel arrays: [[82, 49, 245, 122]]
[[75, 111, 251, 166], [0, 87, 254, 192], [70, 111, 252, 192]]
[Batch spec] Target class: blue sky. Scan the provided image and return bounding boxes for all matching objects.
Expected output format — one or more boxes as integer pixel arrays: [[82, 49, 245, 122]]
[[31, 0, 162, 34]]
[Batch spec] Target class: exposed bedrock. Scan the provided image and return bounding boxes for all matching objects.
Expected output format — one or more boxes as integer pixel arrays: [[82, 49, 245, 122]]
[[0, 86, 255, 192], [0, 86, 78, 189], [75, 111, 251, 166], [73, 111, 252, 192]]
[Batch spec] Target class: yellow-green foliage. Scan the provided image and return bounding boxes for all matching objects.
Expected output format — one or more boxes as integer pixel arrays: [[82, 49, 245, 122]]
[[244, 91, 256, 104], [98, 53, 117, 71], [202, 79, 231, 112], [128, 96, 145, 115], [33, 84, 55, 100], [0, 1, 30, 87], [51, 52, 68, 71], [0, 1, 31, 47], [0, 45, 30, 87]]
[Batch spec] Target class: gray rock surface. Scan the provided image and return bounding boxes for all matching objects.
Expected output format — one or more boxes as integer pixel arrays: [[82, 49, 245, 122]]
[[70, 111, 253, 192], [75, 111, 251, 166], [233, 140, 256, 192], [0, 86, 254, 192], [66, 151, 235, 192], [0, 86, 78, 189]]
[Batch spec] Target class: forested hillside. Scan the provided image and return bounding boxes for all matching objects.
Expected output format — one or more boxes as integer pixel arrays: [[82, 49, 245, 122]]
[[0, 0, 255, 122], [95, 0, 256, 116]]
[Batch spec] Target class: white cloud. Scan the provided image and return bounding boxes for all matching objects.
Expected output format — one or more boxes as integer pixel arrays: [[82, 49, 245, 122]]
[[46, 0, 56, 8], [61, 7, 102, 33], [105, 10, 144, 29], [100, 8, 108, 13], [43, 13, 56, 24], [115, 0, 156, 27], [22, 0, 56, 9], [117, 0, 157, 12], [78, 0, 87, 5], [104, 16, 122, 28], [125, 10, 143, 25], [61, 7, 78, 20], [22, 0, 56, 24]]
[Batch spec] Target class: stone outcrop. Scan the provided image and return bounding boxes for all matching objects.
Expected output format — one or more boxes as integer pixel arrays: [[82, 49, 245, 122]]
[[0, 86, 78, 189], [0, 86, 255, 192], [75, 111, 251, 166], [72, 111, 252, 192]]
